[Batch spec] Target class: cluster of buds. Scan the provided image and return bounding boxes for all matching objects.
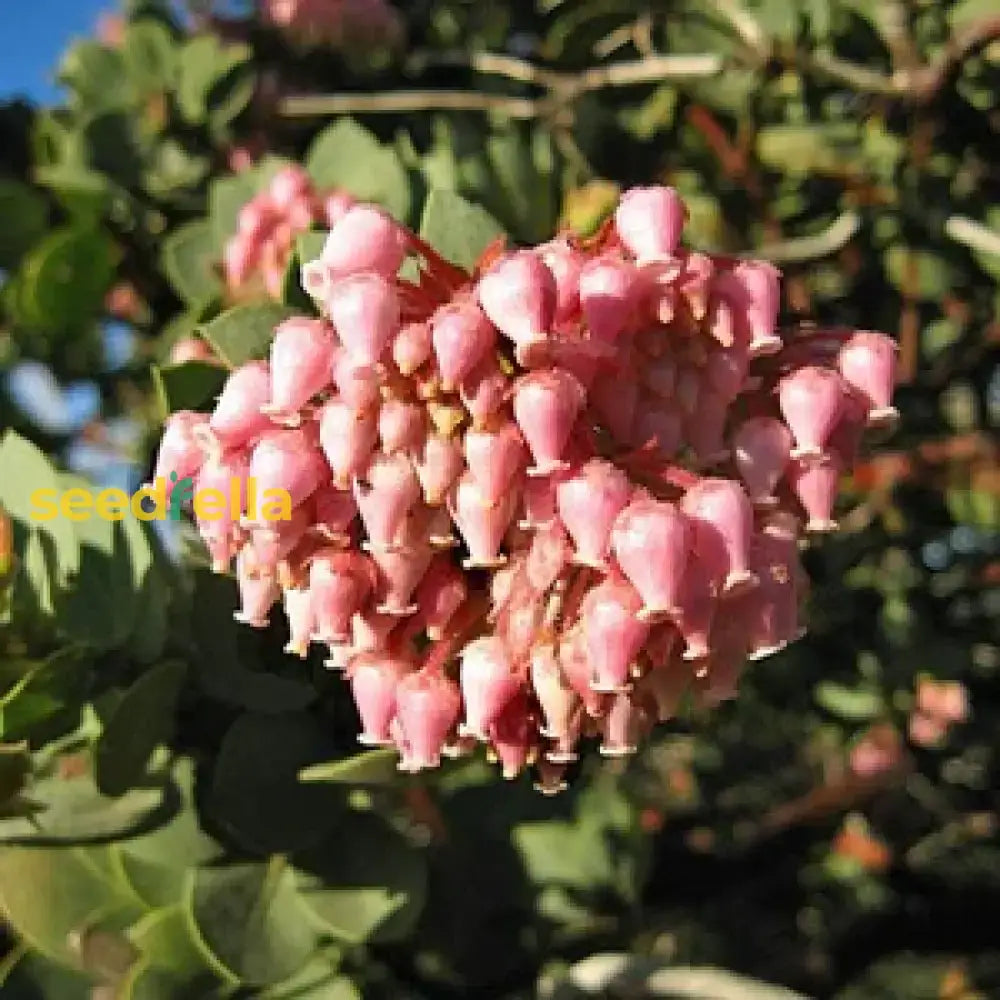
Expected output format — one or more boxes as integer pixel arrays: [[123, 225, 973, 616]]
[[909, 678, 969, 747], [260, 0, 402, 48], [155, 185, 898, 791], [223, 165, 358, 300]]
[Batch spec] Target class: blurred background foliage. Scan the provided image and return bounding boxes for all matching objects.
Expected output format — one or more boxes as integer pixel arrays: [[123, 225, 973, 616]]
[[0, 0, 998, 997]]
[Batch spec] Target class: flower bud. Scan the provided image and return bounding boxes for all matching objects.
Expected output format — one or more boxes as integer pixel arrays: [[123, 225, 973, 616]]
[[579, 255, 637, 343], [459, 356, 508, 428], [431, 300, 495, 390], [378, 398, 424, 455], [488, 691, 535, 779], [464, 421, 527, 506], [414, 433, 464, 506], [556, 459, 631, 568], [615, 185, 685, 263], [728, 260, 782, 356], [210, 361, 273, 449], [262, 318, 335, 423], [153, 411, 209, 498], [325, 272, 399, 366], [283, 584, 316, 657], [319, 398, 378, 487], [512, 368, 585, 475], [249, 427, 327, 509], [536, 238, 583, 323], [331, 350, 381, 411], [316, 204, 407, 279], [195, 450, 249, 572], [310, 484, 358, 542], [477, 250, 556, 356], [392, 321, 431, 375], [370, 541, 433, 616], [612, 498, 691, 618], [778, 366, 847, 459]]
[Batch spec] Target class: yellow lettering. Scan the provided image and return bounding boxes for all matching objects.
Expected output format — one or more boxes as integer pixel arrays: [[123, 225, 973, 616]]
[[95, 488, 129, 521], [193, 488, 226, 521], [29, 488, 59, 521], [244, 477, 257, 520], [60, 488, 93, 522], [131, 479, 167, 521], [260, 490, 292, 522]]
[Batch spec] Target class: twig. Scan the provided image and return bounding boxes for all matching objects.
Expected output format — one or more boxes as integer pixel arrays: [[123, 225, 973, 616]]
[[574, 54, 724, 91], [707, 0, 771, 59], [754, 211, 861, 263], [945, 215, 1000, 257], [280, 90, 541, 119], [405, 49, 559, 89]]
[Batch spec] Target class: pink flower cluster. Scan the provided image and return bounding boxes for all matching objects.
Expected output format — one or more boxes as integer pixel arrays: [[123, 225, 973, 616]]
[[156, 185, 898, 791], [909, 678, 969, 746], [224, 165, 357, 300], [261, 0, 401, 48]]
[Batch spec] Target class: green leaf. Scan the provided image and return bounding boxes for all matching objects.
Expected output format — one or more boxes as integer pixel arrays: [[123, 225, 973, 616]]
[[210, 712, 342, 854], [152, 361, 227, 418], [128, 906, 211, 978], [298, 747, 399, 786], [176, 36, 252, 125], [120, 517, 168, 665], [0, 846, 131, 966], [294, 812, 427, 944], [418, 189, 505, 272], [58, 41, 131, 109], [0, 431, 79, 587], [96, 661, 187, 798], [185, 861, 317, 987], [0, 743, 31, 813], [305, 118, 412, 222], [198, 302, 295, 368], [814, 681, 885, 721], [209, 173, 258, 247], [122, 20, 177, 92], [0, 179, 48, 269], [114, 759, 220, 909], [160, 220, 222, 307], [144, 139, 210, 199], [756, 124, 859, 175], [0, 755, 176, 845], [19, 227, 118, 334]]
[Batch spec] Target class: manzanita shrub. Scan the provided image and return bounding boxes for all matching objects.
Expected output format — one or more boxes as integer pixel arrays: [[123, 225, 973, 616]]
[[159, 179, 899, 784], [1, 0, 998, 998]]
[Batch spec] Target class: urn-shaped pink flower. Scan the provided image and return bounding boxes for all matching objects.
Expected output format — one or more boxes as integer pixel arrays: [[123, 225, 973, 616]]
[[837, 331, 899, 427], [778, 366, 847, 459], [556, 459, 632, 568], [315, 203, 407, 279], [392, 321, 431, 375], [614, 185, 685, 263], [680, 478, 756, 592], [249, 427, 327, 509], [153, 411, 209, 497], [210, 361, 273, 449], [786, 454, 841, 532], [394, 668, 462, 772], [512, 368, 586, 475], [612, 498, 692, 617], [731, 416, 793, 506], [309, 549, 375, 642], [578, 255, 638, 343], [431, 299, 496, 390], [414, 556, 467, 639], [318, 397, 378, 488], [459, 635, 521, 739], [477, 250, 556, 359], [349, 654, 409, 746], [536, 237, 583, 324], [448, 472, 518, 569], [262, 317, 334, 423], [580, 576, 649, 692], [233, 547, 280, 628], [414, 433, 464, 507], [353, 451, 421, 550], [325, 272, 399, 366], [464, 421, 527, 506], [729, 259, 782, 356]]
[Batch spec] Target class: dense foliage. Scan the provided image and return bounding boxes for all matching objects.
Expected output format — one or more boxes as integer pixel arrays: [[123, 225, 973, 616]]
[[0, 1, 997, 998]]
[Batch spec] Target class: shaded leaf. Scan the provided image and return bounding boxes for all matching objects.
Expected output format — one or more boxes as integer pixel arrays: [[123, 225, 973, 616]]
[[419, 189, 505, 272], [160, 220, 222, 307], [152, 361, 227, 417], [199, 302, 295, 368], [299, 747, 399, 786]]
